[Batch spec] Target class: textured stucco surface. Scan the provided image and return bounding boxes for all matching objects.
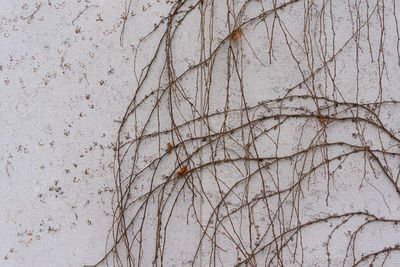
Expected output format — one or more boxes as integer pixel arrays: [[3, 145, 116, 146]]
[[1, 0, 400, 266], [0, 0, 139, 265]]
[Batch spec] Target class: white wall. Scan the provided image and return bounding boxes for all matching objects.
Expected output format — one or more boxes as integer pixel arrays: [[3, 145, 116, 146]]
[[1, 0, 400, 266]]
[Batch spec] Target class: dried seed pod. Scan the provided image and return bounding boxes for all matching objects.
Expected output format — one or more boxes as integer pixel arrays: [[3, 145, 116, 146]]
[[166, 142, 173, 153], [231, 28, 242, 41], [318, 117, 326, 124], [177, 165, 188, 176]]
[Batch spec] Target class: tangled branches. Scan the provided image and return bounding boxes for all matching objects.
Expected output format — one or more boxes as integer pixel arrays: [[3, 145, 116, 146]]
[[96, 0, 400, 266]]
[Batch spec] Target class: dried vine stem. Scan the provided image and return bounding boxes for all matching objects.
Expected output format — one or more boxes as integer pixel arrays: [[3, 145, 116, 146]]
[[96, 0, 400, 266]]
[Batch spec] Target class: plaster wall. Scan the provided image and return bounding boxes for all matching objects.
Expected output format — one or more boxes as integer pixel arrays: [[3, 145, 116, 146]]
[[1, 0, 400, 266]]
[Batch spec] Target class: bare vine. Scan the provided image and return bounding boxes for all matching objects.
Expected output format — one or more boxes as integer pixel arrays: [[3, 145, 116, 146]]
[[95, 0, 400, 266]]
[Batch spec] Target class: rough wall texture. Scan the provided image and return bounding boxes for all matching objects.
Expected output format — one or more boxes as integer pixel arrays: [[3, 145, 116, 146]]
[[1, 0, 400, 266], [0, 0, 133, 265]]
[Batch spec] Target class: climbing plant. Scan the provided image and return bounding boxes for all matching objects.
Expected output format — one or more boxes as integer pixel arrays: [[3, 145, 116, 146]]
[[96, 0, 400, 266]]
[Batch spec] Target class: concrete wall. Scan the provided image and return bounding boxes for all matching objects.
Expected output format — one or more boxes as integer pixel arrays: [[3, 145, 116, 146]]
[[1, 0, 400, 266]]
